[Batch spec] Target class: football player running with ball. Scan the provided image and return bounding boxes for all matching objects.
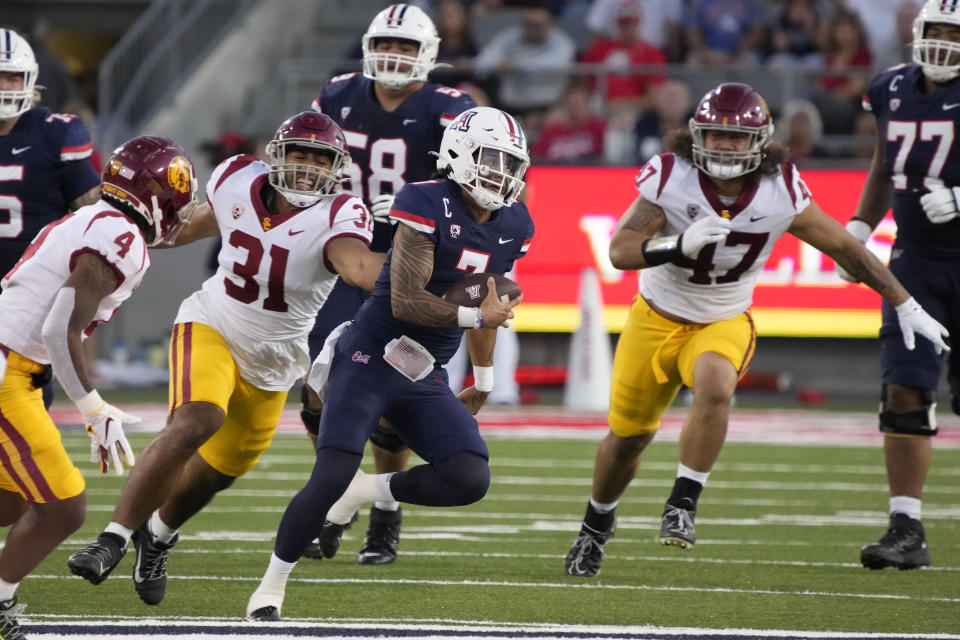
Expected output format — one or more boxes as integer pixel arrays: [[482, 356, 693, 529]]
[[304, 2, 476, 565], [838, 0, 960, 570], [247, 106, 533, 621], [0, 136, 198, 637], [564, 82, 949, 578], [67, 112, 385, 607]]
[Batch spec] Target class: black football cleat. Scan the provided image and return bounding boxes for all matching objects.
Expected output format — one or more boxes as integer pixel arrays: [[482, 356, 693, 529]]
[[132, 522, 178, 605], [565, 518, 616, 577], [0, 597, 26, 640], [246, 605, 280, 622], [67, 533, 127, 585], [658, 498, 696, 549], [304, 510, 358, 560], [861, 512, 931, 570], [356, 506, 401, 565]]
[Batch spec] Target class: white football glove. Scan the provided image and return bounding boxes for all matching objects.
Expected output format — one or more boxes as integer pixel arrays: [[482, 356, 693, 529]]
[[896, 297, 951, 354], [679, 215, 731, 258], [836, 219, 872, 283], [369, 193, 396, 226], [919, 185, 960, 224], [76, 391, 139, 476]]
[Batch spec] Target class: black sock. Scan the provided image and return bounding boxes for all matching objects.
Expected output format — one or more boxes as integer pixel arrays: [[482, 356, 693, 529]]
[[584, 501, 615, 532], [667, 476, 704, 511]]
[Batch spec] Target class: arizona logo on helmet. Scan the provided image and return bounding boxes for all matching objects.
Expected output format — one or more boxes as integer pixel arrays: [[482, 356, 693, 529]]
[[450, 111, 476, 133]]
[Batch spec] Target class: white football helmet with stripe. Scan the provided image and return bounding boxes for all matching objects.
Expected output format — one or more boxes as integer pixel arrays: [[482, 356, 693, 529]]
[[913, 0, 960, 82], [0, 29, 38, 119], [437, 107, 530, 211], [362, 4, 440, 90]]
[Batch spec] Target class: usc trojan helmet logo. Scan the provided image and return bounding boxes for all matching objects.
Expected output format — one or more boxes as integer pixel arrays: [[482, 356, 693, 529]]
[[167, 156, 193, 194]]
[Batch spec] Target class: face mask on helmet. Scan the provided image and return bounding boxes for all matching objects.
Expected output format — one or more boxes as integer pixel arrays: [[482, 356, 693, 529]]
[[101, 136, 199, 246], [0, 29, 39, 119], [266, 140, 348, 207], [437, 107, 530, 210], [362, 4, 439, 89], [689, 83, 773, 179], [912, 0, 960, 83]]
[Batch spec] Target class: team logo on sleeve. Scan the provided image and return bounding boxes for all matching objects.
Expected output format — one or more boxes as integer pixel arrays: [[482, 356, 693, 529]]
[[449, 224, 461, 239], [167, 156, 193, 194]]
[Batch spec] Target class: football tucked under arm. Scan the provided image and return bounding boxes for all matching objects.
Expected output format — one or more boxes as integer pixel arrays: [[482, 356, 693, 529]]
[[442, 272, 522, 308]]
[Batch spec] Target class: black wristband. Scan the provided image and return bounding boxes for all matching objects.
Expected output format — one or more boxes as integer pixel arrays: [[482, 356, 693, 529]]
[[641, 235, 685, 266]]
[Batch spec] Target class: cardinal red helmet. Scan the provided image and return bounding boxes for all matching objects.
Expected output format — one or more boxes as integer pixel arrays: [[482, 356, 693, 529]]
[[265, 111, 350, 207], [688, 82, 773, 179], [101, 136, 198, 246]]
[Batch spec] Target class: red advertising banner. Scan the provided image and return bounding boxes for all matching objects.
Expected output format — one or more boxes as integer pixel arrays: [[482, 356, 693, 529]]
[[514, 166, 896, 337]]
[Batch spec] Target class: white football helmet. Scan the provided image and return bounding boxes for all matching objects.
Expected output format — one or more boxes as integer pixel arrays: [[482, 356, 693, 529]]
[[0, 29, 39, 119], [913, 0, 960, 83], [437, 107, 530, 211], [362, 4, 439, 90]]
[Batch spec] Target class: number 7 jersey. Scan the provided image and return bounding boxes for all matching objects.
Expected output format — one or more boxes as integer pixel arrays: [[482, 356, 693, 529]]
[[176, 155, 373, 382], [635, 153, 812, 323]]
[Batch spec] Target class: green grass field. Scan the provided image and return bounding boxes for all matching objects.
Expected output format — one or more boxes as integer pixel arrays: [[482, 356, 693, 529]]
[[24, 429, 960, 637]]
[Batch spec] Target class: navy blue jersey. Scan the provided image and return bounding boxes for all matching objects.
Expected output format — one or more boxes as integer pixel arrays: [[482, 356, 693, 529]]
[[312, 72, 476, 252], [0, 108, 99, 278], [863, 64, 960, 259], [353, 179, 534, 364]]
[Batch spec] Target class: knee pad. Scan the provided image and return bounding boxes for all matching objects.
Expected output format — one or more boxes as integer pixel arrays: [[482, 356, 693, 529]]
[[435, 452, 490, 505], [369, 421, 408, 453], [300, 385, 322, 437], [879, 388, 938, 437]]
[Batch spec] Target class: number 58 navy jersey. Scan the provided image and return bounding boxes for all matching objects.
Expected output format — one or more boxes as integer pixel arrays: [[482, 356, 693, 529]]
[[354, 179, 534, 365], [863, 63, 960, 259], [0, 107, 100, 278]]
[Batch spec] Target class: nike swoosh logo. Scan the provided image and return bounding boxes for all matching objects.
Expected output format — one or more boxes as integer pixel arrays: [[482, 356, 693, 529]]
[[944, 103, 960, 111], [11, 146, 30, 155], [749, 216, 768, 222], [133, 553, 145, 582], [498, 237, 513, 244], [288, 229, 305, 236], [403, 119, 417, 125]]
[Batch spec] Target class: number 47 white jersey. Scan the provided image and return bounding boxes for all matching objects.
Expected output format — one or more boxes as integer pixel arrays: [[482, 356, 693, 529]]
[[175, 155, 373, 389], [635, 153, 812, 324]]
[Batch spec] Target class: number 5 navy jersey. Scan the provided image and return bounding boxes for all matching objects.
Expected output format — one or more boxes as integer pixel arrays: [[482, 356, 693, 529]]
[[863, 63, 960, 259], [354, 179, 534, 365], [312, 72, 476, 251], [0, 107, 100, 278]]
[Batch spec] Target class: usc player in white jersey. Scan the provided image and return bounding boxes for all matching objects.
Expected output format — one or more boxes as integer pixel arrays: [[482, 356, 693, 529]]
[[68, 111, 385, 607], [0, 135, 198, 637], [564, 83, 951, 578]]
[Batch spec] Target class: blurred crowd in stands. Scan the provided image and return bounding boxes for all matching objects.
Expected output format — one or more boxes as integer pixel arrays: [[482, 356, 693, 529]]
[[12, 0, 925, 171]]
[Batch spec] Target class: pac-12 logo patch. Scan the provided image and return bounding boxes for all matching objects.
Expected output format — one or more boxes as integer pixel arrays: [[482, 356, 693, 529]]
[[231, 203, 244, 219], [449, 224, 461, 239]]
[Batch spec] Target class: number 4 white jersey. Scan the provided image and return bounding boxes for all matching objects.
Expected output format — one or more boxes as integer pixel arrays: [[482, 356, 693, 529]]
[[175, 155, 373, 389], [635, 154, 812, 323], [0, 203, 151, 363]]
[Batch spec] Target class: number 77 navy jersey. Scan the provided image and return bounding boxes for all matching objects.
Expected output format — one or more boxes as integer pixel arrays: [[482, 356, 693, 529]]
[[862, 63, 960, 259], [354, 179, 534, 364]]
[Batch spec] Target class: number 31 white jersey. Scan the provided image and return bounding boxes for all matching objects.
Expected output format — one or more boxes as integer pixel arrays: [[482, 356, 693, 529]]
[[635, 153, 812, 323], [0, 203, 151, 363], [174, 155, 373, 389]]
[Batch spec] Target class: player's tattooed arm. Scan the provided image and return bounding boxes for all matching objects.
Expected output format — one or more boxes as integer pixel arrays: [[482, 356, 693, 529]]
[[609, 195, 667, 270], [390, 223, 461, 327], [70, 185, 102, 210]]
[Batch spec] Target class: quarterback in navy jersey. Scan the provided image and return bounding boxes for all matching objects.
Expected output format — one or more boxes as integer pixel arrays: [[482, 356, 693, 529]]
[[247, 106, 533, 621], [303, 3, 475, 565], [838, 0, 960, 570], [0, 29, 100, 281]]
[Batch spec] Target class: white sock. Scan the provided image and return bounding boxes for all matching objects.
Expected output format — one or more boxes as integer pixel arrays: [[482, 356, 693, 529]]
[[890, 496, 922, 521], [374, 500, 400, 511], [373, 473, 395, 503], [247, 553, 296, 616], [677, 462, 710, 485], [149, 511, 179, 544], [327, 470, 395, 524], [104, 522, 134, 545], [589, 498, 619, 514], [0, 578, 18, 602]]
